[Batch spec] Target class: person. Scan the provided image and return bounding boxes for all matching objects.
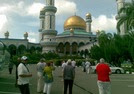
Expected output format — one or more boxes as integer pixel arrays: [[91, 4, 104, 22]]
[[15, 57, 21, 87], [43, 62, 55, 94], [85, 60, 91, 74], [8, 62, 14, 74], [37, 59, 46, 93], [62, 60, 67, 71], [82, 61, 86, 72], [17, 56, 32, 94], [63, 59, 75, 94], [61, 60, 67, 81], [96, 58, 111, 94], [71, 59, 76, 68]]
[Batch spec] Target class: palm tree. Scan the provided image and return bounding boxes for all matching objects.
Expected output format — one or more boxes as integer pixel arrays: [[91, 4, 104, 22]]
[[117, 0, 134, 33]]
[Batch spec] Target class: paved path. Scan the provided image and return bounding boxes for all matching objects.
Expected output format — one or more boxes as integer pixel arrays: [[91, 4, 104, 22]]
[[0, 64, 134, 94]]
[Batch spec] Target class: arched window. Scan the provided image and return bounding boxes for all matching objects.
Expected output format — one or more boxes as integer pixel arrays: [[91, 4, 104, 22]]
[[57, 43, 64, 53], [65, 42, 70, 55], [72, 42, 78, 54], [8, 44, 17, 57], [18, 45, 26, 54]]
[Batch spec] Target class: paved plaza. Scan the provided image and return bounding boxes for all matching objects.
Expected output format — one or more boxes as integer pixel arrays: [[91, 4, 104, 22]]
[[0, 64, 134, 94]]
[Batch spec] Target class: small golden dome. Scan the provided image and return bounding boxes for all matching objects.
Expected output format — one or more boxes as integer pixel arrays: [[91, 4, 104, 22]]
[[64, 15, 86, 30], [25, 32, 28, 35], [86, 13, 91, 18], [70, 28, 74, 32]]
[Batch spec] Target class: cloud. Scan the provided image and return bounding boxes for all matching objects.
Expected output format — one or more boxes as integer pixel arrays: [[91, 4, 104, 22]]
[[25, 21, 39, 27], [92, 15, 117, 33], [28, 38, 36, 43], [55, 0, 77, 28], [0, 15, 8, 36], [56, 0, 77, 15], [0, 15, 7, 30], [27, 31, 39, 43], [0, 1, 44, 17], [27, 3, 44, 17], [0, 4, 13, 14]]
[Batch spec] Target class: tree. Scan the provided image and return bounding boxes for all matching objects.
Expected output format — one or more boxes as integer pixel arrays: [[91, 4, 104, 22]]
[[90, 32, 134, 66]]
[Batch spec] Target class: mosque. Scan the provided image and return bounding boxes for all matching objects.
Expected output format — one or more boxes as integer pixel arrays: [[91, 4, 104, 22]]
[[39, 0, 97, 56], [0, 0, 97, 57], [1, 0, 127, 56]]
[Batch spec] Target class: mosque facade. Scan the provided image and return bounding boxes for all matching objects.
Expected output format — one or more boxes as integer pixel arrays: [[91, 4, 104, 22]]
[[0, 0, 97, 57], [39, 0, 97, 55], [0, 32, 42, 57]]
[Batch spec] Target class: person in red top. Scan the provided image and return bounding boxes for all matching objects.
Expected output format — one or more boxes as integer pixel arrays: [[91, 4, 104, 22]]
[[96, 58, 111, 94]]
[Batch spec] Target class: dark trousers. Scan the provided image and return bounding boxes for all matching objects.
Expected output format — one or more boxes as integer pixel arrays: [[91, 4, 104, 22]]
[[64, 80, 73, 94], [9, 68, 13, 74], [18, 84, 30, 94]]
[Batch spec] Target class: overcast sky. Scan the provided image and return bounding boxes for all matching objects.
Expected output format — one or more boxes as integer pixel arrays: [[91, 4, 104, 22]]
[[0, 0, 124, 43]]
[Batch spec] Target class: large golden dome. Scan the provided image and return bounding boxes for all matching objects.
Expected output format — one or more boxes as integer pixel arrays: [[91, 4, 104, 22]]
[[64, 15, 86, 30]]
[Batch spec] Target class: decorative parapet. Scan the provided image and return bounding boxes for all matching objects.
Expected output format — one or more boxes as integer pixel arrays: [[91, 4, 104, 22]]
[[40, 41, 58, 46], [24, 32, 28, 40], [42, 30, 57, 35], [44, 6, 57, 13], [4, 31, 9, 39]]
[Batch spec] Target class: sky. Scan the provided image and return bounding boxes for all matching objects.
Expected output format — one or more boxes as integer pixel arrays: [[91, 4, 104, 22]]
[[0, 0, 125, 43]]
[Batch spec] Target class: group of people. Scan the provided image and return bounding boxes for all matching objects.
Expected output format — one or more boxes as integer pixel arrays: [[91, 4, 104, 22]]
[[16, 56, 111, 94], [37, 59, 76, 94], [37, 59, 55, 94], [82, 60, 91, 74]]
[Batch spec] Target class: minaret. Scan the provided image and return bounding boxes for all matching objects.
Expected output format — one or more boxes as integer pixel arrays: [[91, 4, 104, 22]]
[[39, 8, 45, 42], [24, 32, 28, 40], [116, 0, 125, 13], [40, 0, 57, 53], [116, 0, 127, 35], [86, 13, 92, 34], [4, 31, 9, 39]]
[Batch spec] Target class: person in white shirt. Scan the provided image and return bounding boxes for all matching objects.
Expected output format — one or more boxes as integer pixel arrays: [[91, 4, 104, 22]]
[[37, 59, 46, 93], [72, 60, 76, 68], [17, 56, 32, 94], [62, 61, 67, 71], [85, 60, 91, 74]]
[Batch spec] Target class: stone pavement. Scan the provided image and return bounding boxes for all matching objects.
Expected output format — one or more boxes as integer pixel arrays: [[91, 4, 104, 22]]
[[0, 64, 134, 94], [29, 65, 98, 94]]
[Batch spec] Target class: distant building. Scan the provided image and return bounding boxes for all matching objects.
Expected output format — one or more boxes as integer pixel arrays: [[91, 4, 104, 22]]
[[0, 32, 42, 57]]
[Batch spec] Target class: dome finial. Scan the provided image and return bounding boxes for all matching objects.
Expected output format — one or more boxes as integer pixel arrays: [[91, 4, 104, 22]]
[[86, 13, 91, 19], [24, 32, 28, 40], [70, 28, 74, 36], [5, 31, 9, 39], [70, 28, 74, 32]]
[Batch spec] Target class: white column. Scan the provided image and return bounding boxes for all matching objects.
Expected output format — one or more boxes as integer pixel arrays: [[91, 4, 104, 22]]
[[116, 0, 125, 13]]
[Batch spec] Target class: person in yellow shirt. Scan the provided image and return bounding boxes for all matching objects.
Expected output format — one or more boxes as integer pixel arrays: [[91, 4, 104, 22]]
[[43, 62, 55, 94]]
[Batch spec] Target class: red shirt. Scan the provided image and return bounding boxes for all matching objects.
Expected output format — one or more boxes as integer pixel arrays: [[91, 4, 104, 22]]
[[96, 63, 111, 82]]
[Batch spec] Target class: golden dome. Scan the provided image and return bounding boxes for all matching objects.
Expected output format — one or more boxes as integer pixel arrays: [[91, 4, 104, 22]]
[[86, 13, 91, 17], [64, 15, 86, 30]]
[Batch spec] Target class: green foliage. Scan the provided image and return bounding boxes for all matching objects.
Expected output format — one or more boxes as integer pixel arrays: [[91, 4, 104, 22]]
[[42, 52, 60, 60], [61, 55, 84, 60], [11, 52, 60, 64], [90, 32, 134, 67]]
